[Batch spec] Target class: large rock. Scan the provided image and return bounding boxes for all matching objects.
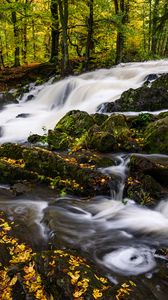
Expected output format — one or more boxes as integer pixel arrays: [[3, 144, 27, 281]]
[[48, 129, 72, 150], [0, 91, 18, 109], [144, 116, 168, 154], [98, 87, 168, 112], [86, 125, 116, 152], [0, 143, 112, 196], [151, 73, 168, 89], [125, 155, 168, 206], [55, 110, 95, 137]]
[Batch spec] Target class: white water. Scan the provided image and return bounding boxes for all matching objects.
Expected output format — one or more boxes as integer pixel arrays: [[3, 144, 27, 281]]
[[43, 154, 168, 276], [0, 60, 168, 143]]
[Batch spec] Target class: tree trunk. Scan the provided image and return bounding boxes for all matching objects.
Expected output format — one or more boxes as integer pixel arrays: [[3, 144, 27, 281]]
[[11, 10, 20, 67], [50, 0, 60, 66], [114, 0, 129, 64], [58, 0, 69, 75], [85, 0, 94, 70], [151, 0, 160, 55]]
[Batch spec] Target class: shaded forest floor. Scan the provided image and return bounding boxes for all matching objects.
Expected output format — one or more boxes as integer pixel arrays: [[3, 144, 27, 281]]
[[0, 63, 57, 92]]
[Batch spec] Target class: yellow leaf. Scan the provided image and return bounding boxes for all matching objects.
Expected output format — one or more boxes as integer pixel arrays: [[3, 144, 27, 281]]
[[9, 275, 18, 286]]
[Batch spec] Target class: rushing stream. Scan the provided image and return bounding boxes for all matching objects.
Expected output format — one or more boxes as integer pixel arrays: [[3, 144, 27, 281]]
[[0, 60, 168, 143], [0, 60, 168, 282]]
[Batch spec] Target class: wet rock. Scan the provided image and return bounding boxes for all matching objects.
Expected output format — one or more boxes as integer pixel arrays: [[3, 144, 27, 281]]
[[55, 110, 95, 137], [86, 124, 116, 152], [0, 126, 4, 137], [151, 73, 168, 89], [143, 73, 160, 86], [144, 116, 168, 154], [98, 87, 168, 112], [11, 182, 32, 196], [129, 113, 155, 129], [0, 143, 111, 196], [27, 133, 46, 144], [26, 94, 34, 101], [48, 129, 72, 150], [125, 155, 168, 206], [16, 113, 31, 118], [0, 91, 18, 109], [91, 113, 108, 126]]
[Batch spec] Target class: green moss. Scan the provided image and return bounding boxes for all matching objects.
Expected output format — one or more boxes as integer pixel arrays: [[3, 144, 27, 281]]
[[55, 110, 95, 137], [144, 116, 168, 154]]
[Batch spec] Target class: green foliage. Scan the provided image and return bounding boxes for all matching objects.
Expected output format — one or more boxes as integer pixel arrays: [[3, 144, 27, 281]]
[[0, 0, 167, 69]]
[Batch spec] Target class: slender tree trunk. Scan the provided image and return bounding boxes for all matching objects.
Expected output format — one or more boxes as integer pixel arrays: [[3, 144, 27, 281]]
[[32, 20, 36, 60], [151, 0, 160, 55], [50, 0, 60, 64], [11, 10, 20, 67], [58, 0, 69, 75], [114, 0, 129, 64], [85, 0, 94, 70], [148, 0, 152, 53]]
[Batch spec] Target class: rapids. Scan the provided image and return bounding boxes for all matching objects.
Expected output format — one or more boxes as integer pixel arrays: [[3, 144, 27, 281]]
[[0, 60, 168, 143]]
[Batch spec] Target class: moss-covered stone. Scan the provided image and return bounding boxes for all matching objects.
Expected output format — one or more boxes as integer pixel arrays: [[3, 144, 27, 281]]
[[124, 155, 168, 206], [27, 133, 47, 144], [102, 114, 130, 140], [98, 86, 168, 112], [48, 129, 72, 150], [0, 143, 25, 160], [144, 116, 168, 154], [91, 113, 108, 126], [0, 143, 111, 196], [151, 73, 168, 89], [55, 110, 95, 137], [86, 125, 116, 152]]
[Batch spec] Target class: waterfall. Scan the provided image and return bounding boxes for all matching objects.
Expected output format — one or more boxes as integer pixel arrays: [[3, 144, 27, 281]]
[[0, 59, 167, 143]]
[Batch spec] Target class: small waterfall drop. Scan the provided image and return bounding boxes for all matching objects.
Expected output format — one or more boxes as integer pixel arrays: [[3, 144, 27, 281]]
[[0, 59, 168, 143]]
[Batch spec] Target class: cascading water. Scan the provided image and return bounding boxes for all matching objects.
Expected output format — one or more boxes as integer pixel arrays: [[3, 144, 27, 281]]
[[0, 59, 168, 143], [43, 154, 168, 276], [0, 60, 168, 281]]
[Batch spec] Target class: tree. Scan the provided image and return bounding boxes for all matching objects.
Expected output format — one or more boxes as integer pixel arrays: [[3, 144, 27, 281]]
[[85, 0, 94, 70], [6, 0, 20, 66], [113, 0, 129, 64], [58, 0, 69, 75], [50, 0, 60, 65]]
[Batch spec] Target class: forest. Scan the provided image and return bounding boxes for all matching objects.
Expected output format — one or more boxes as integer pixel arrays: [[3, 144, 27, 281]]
[[0, 1, 168, 299], [0, 0, 168, 75]]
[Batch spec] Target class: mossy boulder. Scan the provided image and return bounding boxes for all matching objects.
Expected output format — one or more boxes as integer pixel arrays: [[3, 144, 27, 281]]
[[98, 87, 168, 112], [144, 116, 168, 154], [124, 155, 168, 206], [55, 110, 95, 137], [27, 133, 46, 144], [130, 113, 155, 129], [48, 129, 72, 150], [86, 125, 116, 152], [91, 113, 108, 126], [101, 114, 139, 152], [0, 143, 111, 196], [101, 114, 130, 139], [151, 73, 168, 89]]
